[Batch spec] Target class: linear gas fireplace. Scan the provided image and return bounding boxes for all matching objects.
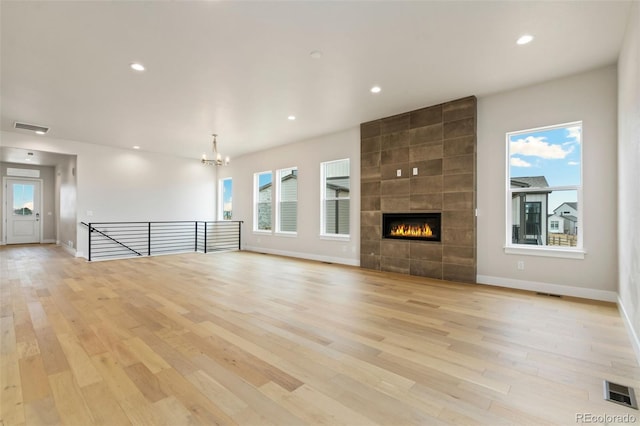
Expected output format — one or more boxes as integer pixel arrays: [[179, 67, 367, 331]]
[[382, 212, 441, 242]]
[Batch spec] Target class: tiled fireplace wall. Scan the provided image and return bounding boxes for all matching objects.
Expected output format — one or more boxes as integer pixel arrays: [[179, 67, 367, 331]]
[[360, 96, 477, 283]]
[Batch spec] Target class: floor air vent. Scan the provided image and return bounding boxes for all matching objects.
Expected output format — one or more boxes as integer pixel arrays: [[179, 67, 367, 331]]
[[604, 380, 638, 409], [536, 292, 562, 298]]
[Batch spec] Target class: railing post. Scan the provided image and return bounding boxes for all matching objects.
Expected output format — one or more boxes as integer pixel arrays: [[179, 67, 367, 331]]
[[148, 222, 151, 256], [88, 223, 92, 261], [204, 222, 208, 253], [238, 221, 241, 250], [195, 221, 198, 252]]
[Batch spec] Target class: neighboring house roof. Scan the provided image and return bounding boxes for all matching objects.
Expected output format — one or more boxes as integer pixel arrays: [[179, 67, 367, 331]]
[[548, 213, 578, 222], [259, 182, 272, 191], [258, 172, 298, 192], [510, 176, 549, 188], [553, 201, 578, 214]]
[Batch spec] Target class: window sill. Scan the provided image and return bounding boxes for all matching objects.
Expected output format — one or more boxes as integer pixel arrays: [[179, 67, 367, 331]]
[[320, 234, 351, 242], [504, 245, 586, 259], [253, 230, 273, 235], [275, 232, 297, 238]]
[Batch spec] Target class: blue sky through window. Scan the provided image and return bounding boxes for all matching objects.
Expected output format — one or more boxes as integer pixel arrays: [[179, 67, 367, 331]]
[[509, 123, 581, 212], [222, 178, 232, 206], [259, 173, 272, 187], [13, 184, 34, 211]]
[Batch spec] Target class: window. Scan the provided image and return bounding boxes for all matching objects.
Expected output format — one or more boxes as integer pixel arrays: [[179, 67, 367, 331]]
[[507, 121, 582, 255], [12, 183, 35, 215], [254, 171, 273, 231], [321, 159, 350, 237], [276, 167, 298, 233], [219, 178, 232, 220]]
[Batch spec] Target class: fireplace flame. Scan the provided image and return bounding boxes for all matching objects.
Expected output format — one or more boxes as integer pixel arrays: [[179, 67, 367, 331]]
[[390, 223, 433, 238]]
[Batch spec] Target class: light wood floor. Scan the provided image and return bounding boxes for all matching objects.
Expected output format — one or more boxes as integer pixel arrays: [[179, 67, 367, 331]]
[[1, 244, 639, 425]]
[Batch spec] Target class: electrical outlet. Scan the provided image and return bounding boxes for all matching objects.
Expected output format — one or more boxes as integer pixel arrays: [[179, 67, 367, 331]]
[[396, 169, 402, 177], [412, 167, 418, 176], [517, 261, 525, 270]]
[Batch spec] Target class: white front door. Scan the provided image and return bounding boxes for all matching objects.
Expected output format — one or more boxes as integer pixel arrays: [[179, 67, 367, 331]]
[[6, 178, 41, 244]]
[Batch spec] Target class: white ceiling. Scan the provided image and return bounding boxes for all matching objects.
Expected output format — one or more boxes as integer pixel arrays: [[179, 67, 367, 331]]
[[0, 1, 632, 162]]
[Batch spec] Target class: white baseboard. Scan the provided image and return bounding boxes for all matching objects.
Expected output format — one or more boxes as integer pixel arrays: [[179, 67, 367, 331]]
[[476, 274, 618, 302], [58, 242, 77, 257], [618, 297, 640, 367], [243, 245, 359, 267], [43, 239, 56, 244]]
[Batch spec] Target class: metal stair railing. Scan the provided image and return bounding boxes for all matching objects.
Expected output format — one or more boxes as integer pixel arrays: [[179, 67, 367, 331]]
[[81, 221, 243, 261]]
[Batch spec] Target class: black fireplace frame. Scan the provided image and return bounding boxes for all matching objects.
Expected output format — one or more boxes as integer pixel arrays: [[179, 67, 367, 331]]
[[382, 212, 441, 242]]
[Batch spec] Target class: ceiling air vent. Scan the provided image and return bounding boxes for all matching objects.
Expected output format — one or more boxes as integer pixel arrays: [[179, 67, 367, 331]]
[[14, 122, 49, 134]]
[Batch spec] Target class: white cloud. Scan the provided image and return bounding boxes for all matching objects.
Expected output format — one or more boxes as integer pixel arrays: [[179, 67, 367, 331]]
[[566, 126, 582, 143], [568, 161, 580, 166], [510, 136, 572, 159], [510, 157, 532, 167]]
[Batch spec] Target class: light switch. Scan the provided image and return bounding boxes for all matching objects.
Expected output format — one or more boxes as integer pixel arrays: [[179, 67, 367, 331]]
[[412, 167, 418, 176], [396, 169, 402, 177]]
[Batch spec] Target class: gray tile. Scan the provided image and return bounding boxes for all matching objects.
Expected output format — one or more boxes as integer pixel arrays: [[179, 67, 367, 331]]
[[410, 260, 443, 279], [443, 135, 475, 157], [381, 147, 410, 165], [410, 124, 443, 146], [443, 96, 476, 122], [410, 144, 443, 162], [443, 117, 475, 139], [443, 174, 474, 193], [443, 155, 474, 175], [381, 256, 410, 274], [361, 121, 380, 139], [381, 179, 410, 196], [410, 105, 443, 128], [381, 114, 410, 135], [410, 175, 443, 195], [361, 136, 381, 154]]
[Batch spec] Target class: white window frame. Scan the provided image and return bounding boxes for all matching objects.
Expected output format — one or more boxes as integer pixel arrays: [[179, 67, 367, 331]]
[[218, 177, 232, 221], [320, 158, 351, 240], [275, 167, 298, 236], [505, 121, 584, 259], [253, 170, 273, 233]]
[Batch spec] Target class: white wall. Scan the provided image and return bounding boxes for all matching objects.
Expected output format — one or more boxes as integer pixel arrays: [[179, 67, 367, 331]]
[[218, 128, 360, 265], [617, 2, 640, 356], [476, 65, 618, 301], [56, 155, 77, 250], [1, 131, 217, 258]]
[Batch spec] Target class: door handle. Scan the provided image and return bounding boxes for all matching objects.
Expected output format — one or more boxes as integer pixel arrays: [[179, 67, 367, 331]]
[[35, 213, 40, 221]]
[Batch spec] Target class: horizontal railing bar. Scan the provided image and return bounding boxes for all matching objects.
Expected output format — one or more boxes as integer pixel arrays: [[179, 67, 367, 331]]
[[85, 220, 243, 261]]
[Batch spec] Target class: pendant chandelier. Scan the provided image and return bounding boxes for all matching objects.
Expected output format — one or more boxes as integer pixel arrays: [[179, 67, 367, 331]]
[[201, 134, 230, 166]]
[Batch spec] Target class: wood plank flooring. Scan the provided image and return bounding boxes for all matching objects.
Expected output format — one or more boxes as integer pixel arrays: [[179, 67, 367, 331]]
[[1, 244, 639, 425]]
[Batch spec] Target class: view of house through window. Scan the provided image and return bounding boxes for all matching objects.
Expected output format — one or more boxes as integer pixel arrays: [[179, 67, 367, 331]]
[[254, 171, 273, 231], [220, 178, 232, 220], [277, 167, 298, 233], [321, 159, 350, 236], [507, 122, 582, 248]]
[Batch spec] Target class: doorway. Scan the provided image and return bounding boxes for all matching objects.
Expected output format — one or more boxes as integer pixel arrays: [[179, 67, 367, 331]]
[[4, 177, 42, 244]]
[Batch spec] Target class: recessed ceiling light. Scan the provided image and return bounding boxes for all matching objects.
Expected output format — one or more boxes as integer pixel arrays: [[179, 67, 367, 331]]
[[130, 63, 145, 71], [35, 130, 46, 135], [370, 86, 381, 94], [132, 145, 140, 150], [288, 115, 296, 121], [517, 34, 534, 45], [310, 50, 323, 59]]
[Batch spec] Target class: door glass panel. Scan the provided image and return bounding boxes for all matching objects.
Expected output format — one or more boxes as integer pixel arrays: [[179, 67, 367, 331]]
[[12, 183, 35, 216]]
